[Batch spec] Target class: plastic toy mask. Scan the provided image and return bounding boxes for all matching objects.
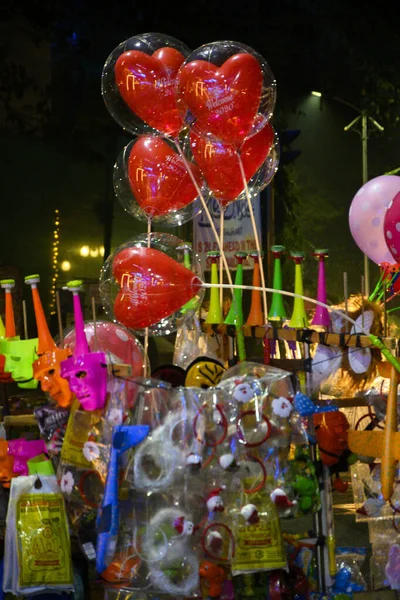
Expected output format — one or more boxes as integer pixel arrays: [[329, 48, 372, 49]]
[[313, 411, 349, 467], [33, 349, 73, 408], [1, 338, 38, 388], [61, 352, 107, 412]]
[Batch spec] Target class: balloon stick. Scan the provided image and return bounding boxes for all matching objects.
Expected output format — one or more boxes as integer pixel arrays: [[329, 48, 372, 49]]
[[384, 284, 388, 337], [219, 210, 224, 308], [174, 139, 243, 356], [22, 300, 28, 340], [268, 246, 287, 321], [143, 219, 152, 377], [56, 291, 64, 349], [343, 272, 349, 331], [246, 252, 264, 326], [361, 275, 365, 330], [91, 296, 98, 352], [311, 249, 331, 328], [205, 252, 223, 325], [289, 252, 309, 328], [237, 154, 268, 321]]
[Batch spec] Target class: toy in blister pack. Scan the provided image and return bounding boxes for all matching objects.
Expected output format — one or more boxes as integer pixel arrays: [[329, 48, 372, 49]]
[[351, 462, 397, 521], [288, 451, 320, 515], [333, 547, 367, 595], [231, 483, 287, 576], [385, 543, 400, 590], [3, 475, 74, 596], [34, 404, 70, 455]]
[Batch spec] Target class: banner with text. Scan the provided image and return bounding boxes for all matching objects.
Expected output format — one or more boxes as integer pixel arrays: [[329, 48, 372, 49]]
[[193, 195, 262, 271]]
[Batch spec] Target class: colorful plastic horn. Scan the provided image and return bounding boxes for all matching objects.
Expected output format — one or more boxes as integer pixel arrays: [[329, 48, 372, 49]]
[[205, 251, 223, 324], [246, 252, 264, 326], [311, 249, 331, 328], [289, 252, 309, 328], [177, 243, 198, 314], [60, 281, 107, 412], [25, 274, 73, 408], [224, 252, 247, 326], [268, 246, 287, 321], [0, 279, 16, 338], [96, 424, 150, 574]]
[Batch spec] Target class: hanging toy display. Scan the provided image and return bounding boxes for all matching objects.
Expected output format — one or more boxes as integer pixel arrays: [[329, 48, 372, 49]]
[[3, 26, 400, 600]]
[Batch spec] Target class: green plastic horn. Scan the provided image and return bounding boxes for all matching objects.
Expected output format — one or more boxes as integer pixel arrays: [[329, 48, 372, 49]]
[[205, 251, 223, 324], [268, 245, 287, 321], [177, 244, 198, 314], [289, 252, 309, 328], [224, 252, 247, 326]]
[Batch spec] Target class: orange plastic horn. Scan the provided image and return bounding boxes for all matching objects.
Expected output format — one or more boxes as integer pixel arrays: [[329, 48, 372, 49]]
[[25, 275, 56, 354], [0, 280, 16, 338], [246, 252, 264, 326]]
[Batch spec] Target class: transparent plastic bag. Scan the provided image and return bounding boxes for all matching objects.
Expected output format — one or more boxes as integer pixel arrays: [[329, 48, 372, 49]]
[[3, 475, 74, 596]]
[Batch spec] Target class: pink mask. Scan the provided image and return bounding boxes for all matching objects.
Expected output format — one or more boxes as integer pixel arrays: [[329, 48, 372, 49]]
[[60, 351, 107, 411], [60, 281, 108, 411], [8, 439, 47, 476]]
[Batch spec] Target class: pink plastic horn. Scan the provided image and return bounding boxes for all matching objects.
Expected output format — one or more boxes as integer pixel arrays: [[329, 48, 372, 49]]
[[311, 249, 331, 328], [68, 280, 89, 355]]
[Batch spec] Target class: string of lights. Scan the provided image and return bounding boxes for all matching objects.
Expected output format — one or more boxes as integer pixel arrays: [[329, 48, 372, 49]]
[[49, 209, 60, 315]]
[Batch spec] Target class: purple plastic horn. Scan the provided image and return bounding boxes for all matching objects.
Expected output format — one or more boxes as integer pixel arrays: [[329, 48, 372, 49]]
[[311, 249, 331, 328]]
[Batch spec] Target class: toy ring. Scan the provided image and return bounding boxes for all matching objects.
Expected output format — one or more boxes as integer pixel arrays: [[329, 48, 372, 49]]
[[79, 469, 104, 509], [193, 404, 228, 447], [236, 410, 271, 448], [201, 522, 235, 561], [242, 455, 267, 494]]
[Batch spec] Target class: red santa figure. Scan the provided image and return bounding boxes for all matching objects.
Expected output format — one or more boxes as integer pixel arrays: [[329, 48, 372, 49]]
[[240, 503, 259, 525], [173, 516, 194, 536], [206, 488, 225, 513]]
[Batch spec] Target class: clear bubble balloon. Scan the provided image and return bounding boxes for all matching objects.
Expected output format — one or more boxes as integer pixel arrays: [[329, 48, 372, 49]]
[[99, 233, 204, 336], [186, 122, 279, 209], [114, 135, 208, 226], [102, 32, 191, 137], [177, 40, 276, 145]]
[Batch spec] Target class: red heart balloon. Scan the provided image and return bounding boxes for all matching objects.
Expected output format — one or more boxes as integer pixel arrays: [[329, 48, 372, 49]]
[[127, 136, 202, 218], [178, 53, 263, 145], [113, 247, 202, 330], [190, 123, 274, 206], [115, 47, 185, 136]]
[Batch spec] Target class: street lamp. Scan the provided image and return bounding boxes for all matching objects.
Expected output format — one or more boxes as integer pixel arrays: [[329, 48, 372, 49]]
[[311, 92, 384, 296]]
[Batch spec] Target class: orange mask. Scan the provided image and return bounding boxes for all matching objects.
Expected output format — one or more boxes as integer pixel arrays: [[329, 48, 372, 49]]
[[313, 411, 349, 467], [33, 349, 74, 408]]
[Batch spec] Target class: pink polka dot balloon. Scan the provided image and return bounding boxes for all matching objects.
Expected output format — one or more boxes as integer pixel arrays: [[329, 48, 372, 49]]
[[349, 175, 400, 265], [63, 320, 148, 376], [384, 191, 400, 262]]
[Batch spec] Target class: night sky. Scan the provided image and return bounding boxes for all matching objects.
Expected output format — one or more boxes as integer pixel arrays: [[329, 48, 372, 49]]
[[1, 0, 400, 331]]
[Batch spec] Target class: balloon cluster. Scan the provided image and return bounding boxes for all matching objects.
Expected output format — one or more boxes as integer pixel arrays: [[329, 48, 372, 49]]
[[349, 174, 400, 266], [103, 32, 279, 223]]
